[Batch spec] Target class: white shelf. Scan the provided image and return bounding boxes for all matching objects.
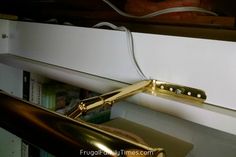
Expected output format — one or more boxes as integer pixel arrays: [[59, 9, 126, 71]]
[[6, 20, 236, 111], [1, 54, 236, 136], [1, 19, 236, 135]]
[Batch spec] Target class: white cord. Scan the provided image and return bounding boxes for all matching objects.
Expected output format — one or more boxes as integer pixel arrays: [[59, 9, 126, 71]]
[[93, 22, 147, 80], [103, 0, 217, 18]]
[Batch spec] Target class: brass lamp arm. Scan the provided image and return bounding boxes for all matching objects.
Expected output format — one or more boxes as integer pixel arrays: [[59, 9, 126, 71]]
[[66, 79, 207, 119]]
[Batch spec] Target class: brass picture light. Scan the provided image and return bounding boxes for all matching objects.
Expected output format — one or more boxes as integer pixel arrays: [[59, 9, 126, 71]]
[[0, 79, 206, 157]]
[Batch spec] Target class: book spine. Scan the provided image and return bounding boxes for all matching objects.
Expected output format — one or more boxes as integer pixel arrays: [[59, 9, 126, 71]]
[[22, 71, 30, 157], [23, 71, 30, 101], [22, 71, 41, 157], [29, 73, 42, 105]]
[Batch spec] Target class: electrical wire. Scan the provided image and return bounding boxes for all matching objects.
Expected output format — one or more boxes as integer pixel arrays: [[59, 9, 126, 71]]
[[103, 0, 217, 18], [95, 1, 217, 80], [93, 22, 147, 80]]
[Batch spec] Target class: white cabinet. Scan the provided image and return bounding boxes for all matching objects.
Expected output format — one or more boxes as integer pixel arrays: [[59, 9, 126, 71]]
[[1, 19, 236, 157]]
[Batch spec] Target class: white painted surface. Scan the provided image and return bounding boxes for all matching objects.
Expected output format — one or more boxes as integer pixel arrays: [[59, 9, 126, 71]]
[[0, 18, 236, 156], [0, 63, 22, 98], [111, 102, 236, 157], [0, 128, 22, 157], [1, 54, 236, 136], [0, 20, 9, 53], [7, 21, 236, 111], [8, 21, 141, 82], [134, 34, 236, 110], [2, 20, 236, 134], [0, 63, 22, 157]]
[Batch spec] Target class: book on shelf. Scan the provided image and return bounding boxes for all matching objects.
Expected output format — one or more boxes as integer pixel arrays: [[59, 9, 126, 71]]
[[41, 80, 81, 113], [22, 71, 40, 157], [41, 80, 111, 124]]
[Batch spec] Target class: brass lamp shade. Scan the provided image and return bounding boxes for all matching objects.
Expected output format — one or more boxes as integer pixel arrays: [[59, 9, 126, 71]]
[[0, 91, 165, 157]]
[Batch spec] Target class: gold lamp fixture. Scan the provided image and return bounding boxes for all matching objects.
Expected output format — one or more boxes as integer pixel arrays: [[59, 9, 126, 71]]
[[0, 79, 206, 157]]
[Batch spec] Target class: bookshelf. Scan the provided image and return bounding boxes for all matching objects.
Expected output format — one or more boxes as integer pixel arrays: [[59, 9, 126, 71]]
[[1, 19, 236, 157], [19, 71, 193, 157], [9, 71, 234, 157]]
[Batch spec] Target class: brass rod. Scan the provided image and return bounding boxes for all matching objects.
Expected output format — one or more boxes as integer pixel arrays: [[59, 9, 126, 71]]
[[67, 80, 206, 119]]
